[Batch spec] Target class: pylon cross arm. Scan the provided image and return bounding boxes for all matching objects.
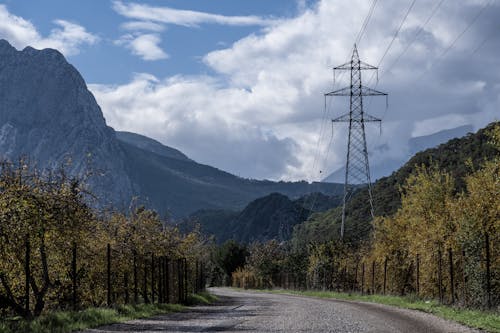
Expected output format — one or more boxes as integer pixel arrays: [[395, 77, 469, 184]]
[[325, 85, 387, 96], [334, 60, 378, 71], [331, 113, 351, 122]]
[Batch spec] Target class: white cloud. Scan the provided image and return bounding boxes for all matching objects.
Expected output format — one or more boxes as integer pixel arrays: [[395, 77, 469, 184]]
[[112, 1, 274, 28], [93, 0, 500, 181], [0, 5, 97, 56], [121, 21, 165, 32], [116, 33, 168, 61]]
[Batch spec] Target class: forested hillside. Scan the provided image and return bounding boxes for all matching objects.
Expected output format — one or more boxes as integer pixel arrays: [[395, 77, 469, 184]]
[[294, 122, 499, 246], [230, 122, 499, 309]]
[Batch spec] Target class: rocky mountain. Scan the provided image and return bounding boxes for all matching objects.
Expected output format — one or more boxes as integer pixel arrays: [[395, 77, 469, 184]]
[[0, 39, 134, 207], [0, 40, 342, 217], [116, 131, 191, 161]]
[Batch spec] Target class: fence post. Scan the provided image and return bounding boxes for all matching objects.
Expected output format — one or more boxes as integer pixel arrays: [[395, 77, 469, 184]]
[[25, 234, 30, 316], [143, 255, 149, 303], [438, 248, 443, 304], [416, 254, 420, 296], [159, 257, 163, 303], [72, 242, 77, 309], [371, 261, 375, 294], [461, 249, 467, 306], [177, 259, 182, 303], [124, 272, 129, 304], [383, 257, 387, 295], [485, 232, 491, 309], [151, 253, 155, 303], [184, 258, 188, 302], [107, 243, 111, 306], [361, 262, 365, 295], [133, 250, 138, 303], [353, 263, 358, 292], [448, 248, 454, 304], [166, 258, 170, 303], [195, 260, 199, 293]]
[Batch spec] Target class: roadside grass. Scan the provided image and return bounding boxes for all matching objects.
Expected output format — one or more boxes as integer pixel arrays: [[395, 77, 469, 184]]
[[0, 292, 217, 333], [241, 288, 500, 333]]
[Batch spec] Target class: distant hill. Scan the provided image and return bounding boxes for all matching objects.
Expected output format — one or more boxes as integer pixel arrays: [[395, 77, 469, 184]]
[[184, 191, 341, 243], [0, 39, 342, 217], [294, 122, 500, 247], [323, 125, 474, 183]]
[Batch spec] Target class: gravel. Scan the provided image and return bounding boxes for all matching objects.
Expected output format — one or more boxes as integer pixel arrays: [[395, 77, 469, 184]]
[[82, 287, 481, 332]]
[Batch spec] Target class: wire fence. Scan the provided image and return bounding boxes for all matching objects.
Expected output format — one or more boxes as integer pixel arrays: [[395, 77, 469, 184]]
[[233, 232, 497, 309], [17, 240, 206, 316]]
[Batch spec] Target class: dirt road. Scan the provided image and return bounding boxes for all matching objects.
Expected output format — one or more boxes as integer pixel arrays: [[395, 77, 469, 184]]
[[83, 287, 480, 332]]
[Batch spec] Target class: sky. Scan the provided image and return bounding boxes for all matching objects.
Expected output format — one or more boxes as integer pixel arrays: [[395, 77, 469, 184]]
[[0, 0, 498, 181]]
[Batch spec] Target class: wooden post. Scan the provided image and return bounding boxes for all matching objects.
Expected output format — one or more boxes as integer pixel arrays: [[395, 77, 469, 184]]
[[177, 259, 182, 303], [485, 232, 491, 309], [25, 235, 30, 316], [448, 248, 454, 304], [124, 272, 129, 304], [195, 260, 199, 293], [107, 243, 111, 306], [133, 250, 138, 303], [383, 257, 387, 295], [151, 253, 155, 303], [184, 258, 188, 302], [361, 262, 365, 295], [416, 254, 420, 295], [143, 255, 149, 303], [461, 249, 467, 306], [166, 258, 170, 303], [438, 249, 443, 304], [158, 257, 163, 303], [371, 261, 375, 294], [353, 264, 358, 292], [72, 243, 77, 309]]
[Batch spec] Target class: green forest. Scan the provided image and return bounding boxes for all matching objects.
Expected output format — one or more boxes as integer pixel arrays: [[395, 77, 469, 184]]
[[230, 122, 500, 309]]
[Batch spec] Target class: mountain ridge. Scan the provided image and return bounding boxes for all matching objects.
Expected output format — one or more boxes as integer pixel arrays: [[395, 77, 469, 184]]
[[0, 39, 342, 217]]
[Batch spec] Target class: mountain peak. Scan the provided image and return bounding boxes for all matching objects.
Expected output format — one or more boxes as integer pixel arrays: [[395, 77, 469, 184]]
[[0, 39, 133, 206]]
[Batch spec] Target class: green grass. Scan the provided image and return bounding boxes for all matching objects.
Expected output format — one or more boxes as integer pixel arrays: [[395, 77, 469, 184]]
[[239, 289, 500, 333], [0, 292, 217, 333]]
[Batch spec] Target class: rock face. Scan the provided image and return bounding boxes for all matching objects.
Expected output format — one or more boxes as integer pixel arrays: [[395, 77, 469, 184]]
[[0, 40, 134, 207], [0, 39, 343, 217]]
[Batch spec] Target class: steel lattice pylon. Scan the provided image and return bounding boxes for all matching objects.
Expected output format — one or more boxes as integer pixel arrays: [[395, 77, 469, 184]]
[[326, 44, 387, 238]]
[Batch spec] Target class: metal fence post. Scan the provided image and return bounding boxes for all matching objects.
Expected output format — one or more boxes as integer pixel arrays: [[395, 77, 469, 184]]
[[438, 249, 443, 304], [72, 242, 77, 309], [383, 257, 387, 295], [133, 250, 138, 303], [448, 248, 454, 304], [416, 254, 420, 296], [485, 232, 491, 309], [107, 243, 111, 306], [25, 234, 30, 315]]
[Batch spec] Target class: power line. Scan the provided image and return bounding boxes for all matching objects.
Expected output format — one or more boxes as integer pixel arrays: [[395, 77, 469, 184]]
[[381, 0, 445, 79], [413, 0, 491, 83], [375, 0, 418, 69], [355, 0, 379, 46]]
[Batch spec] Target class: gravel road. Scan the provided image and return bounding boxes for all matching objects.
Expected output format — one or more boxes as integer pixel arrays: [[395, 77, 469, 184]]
[[83, 287, 481, 332]]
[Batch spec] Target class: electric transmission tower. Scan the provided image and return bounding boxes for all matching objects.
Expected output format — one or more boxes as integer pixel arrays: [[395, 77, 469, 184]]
[[326, 44, 387, 239]]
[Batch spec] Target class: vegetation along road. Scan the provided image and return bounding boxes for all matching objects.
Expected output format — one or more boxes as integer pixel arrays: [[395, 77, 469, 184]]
[[84, 288, 480, 332]]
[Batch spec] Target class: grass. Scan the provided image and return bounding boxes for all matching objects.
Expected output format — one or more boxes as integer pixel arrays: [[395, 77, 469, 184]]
[[239, 288, 500, 333], [0, 292, 217, 333]]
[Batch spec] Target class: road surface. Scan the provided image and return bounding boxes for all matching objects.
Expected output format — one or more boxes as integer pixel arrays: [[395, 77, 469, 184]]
[[83, 287, 480, 332]]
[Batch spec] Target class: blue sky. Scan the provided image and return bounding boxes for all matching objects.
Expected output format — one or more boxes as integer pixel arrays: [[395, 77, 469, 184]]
[[0, 0, 498, 181], [4, 0, 306, 83]]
